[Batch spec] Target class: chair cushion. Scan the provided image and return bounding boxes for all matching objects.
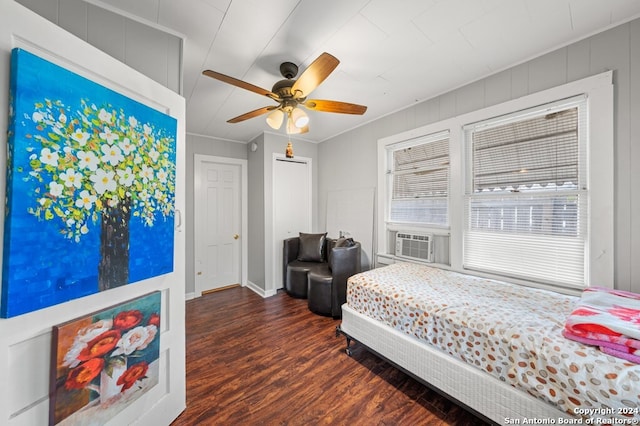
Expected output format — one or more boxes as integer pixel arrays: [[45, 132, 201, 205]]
[[286, 261, 331, 298], [297, 232, 327, 262], [287, 260, 331, 277]]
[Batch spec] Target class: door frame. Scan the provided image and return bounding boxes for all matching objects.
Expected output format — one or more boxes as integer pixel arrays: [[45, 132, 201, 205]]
[[194, 154, 248, 296]]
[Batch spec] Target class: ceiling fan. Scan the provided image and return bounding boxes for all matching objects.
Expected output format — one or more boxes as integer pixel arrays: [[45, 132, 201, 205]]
[[202, 52, 367, 134]]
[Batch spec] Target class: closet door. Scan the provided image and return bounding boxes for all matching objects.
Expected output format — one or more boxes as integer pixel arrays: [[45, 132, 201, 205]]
[[272, 156, 312, 289]]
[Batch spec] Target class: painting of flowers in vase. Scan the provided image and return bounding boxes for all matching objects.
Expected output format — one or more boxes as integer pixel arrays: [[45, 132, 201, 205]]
[[1, 48, 177, 317], [50, 291, 161, 425]]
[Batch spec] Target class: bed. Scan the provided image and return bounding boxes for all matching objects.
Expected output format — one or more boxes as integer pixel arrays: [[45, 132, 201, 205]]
[[337, 262, 640, 424]]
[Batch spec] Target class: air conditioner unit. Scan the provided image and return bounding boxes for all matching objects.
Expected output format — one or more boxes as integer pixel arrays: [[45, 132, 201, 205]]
[[395, 232, 433, 262]]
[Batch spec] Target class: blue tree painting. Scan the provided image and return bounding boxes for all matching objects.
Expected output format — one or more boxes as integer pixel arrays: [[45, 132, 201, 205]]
[[1, 48, 177, 318]]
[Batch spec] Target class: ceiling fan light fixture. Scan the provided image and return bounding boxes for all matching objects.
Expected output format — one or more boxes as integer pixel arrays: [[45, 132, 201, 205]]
[[286, 116, 303, 134], [291, 107, 309, 128], [266, 109, 284, 129]]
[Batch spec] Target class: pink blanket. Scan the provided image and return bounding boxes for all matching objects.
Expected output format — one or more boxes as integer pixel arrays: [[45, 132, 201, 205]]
[[563, 286, 640, 363]]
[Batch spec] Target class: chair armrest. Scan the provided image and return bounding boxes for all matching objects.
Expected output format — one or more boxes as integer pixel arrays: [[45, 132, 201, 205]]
[[283, 237, 300, 287], [329, 243, 361, 317]]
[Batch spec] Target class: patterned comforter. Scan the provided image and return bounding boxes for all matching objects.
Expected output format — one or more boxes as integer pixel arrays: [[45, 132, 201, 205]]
[[346, 262, 640, 420]]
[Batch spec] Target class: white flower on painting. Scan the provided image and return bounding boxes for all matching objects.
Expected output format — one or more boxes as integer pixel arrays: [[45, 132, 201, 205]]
[[62, 341, 85, 368], [100, 144, 124, 166], [112, 325, 158, 357], [128, 116, 138, 128], [98, 108, 112, 123], [117, 167, 135, 187], [154, 189, 166, 203], [99, 127, 119, 144], [118, 137, 135, 155], [32, 111, 44, 122], [156, 168, 168, 183], [49, 181, 64, 197], [90, 169, 116, 195], [139, 164, 154, 183], [139, 189, 150, 202], [149, 149, 160, 163], [40, 147, 59, 167], [75, 190, 97, 210], [60, 168, 83, 189], [58, 113, 67, 124], [71, 130, 90, 146], [77, 151, 99, 171], [79, 319, 113, 343], [143, 124, 152, 135]]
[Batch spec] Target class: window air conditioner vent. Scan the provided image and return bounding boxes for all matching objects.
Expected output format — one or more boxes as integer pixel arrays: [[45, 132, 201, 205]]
[[395, 232, 433, 262]]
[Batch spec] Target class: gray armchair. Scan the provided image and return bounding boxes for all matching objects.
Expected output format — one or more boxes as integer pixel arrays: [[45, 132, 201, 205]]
[[283, 233, 361, 318]]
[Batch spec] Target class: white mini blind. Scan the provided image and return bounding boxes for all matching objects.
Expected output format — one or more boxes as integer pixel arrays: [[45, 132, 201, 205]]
[[389, 134, 449, 225], [464, 97, 588, 288], [472, 107, 579, 191]]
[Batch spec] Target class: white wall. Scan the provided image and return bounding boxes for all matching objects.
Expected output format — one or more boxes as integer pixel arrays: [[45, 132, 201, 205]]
[[0, 2, 186, 424], [319, 17, 640, 294]]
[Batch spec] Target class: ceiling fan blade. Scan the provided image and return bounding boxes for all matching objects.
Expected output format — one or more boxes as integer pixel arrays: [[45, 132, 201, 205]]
[[291, 52, 339, 98], [203, 70, 280, 101], [227, 106, 277, 123], [303, 99, 367, 115]]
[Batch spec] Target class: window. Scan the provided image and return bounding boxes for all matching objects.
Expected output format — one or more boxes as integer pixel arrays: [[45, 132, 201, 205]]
[[387, 132, 449, 226], [463, 96, 588, 288], [377, 71, 612, 290]]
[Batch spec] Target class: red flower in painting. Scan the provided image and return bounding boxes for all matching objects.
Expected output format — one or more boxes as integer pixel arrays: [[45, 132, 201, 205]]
[[65, 358, 105, 390], [148, 313, 160, 327], [117, 361, 149, 391], [78, 330, 120, 361], [113, 310, 143, 330], [77, 330, 121, 361], [61, 307, 160, 399]]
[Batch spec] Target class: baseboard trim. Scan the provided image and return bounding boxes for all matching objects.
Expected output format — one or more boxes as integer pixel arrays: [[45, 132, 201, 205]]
[[245, 281, 280, 298], [187, 283, 281, 300], [202, 283, 241, 295]]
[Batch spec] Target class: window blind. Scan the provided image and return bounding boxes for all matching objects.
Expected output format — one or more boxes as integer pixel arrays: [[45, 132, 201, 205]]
[[389, 135, 449, 225], [472, 107, 579, 192], [464, 97, 588, 288]]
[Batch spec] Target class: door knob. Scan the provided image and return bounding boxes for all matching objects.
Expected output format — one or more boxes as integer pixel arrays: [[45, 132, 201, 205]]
[[233, 234, 239, 240]]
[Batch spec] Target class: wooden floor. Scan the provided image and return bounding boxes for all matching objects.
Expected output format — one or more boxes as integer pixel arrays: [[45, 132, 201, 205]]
[[171, 286, 490, 426]]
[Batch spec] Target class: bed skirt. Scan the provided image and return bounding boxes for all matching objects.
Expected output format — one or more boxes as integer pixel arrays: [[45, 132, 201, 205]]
[[339, 303, 572, 424]]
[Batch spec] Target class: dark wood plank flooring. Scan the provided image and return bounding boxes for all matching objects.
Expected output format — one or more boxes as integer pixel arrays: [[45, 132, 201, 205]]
[[171, 286, 490, 426]]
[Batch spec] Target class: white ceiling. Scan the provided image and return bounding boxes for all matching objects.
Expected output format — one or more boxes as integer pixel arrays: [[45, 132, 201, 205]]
[[96, 0, 640, 143]]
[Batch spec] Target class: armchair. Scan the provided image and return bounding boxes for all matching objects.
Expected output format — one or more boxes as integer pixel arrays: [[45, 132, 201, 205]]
[[283, 233, 361, 318]]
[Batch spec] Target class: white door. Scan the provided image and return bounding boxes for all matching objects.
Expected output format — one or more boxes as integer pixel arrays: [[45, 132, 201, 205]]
[[195, 158, 242, 294], [273, 156, 312, 289]]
